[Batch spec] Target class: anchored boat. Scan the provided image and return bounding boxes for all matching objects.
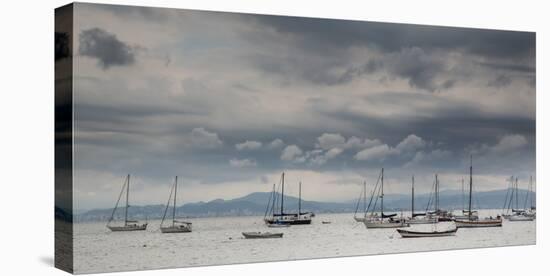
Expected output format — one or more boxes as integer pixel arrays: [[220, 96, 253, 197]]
[[455, 156, 502, 228], [353, 180, 368, 222], [397, 227, 457, 238], [364, 168, 409, 229], [264, 172, 313, 225], [160, 176, 192, 233], [107, 174, 148, 232], [406, 175, 438, 225], [242, 232, 283, 239]]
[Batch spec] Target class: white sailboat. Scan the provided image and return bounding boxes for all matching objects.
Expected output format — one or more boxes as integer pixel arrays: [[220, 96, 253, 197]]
[[364, 168, 409, 229], [425, 174, 453, 222], [107, 174, 148, 232], [160, 176, 192, 233], [406, 176, 438, 224], [455, 156, 502, 228]]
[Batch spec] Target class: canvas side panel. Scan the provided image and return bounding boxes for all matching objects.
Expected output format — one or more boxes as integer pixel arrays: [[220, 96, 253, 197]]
[[55, 3, 74, 274]]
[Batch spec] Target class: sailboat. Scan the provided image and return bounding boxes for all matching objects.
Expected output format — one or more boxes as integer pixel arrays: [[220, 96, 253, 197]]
[[353, 181, 368, 222], [406, 176, 437, 224], [264, 184, 290, 228], [509, 176, 534, 221], [160, 176, 192, 233], [363, 168, 409, 229], [455, 156, 502, 228], [264, 172, 313, 225], [425, 174, 453, 222], [107, 174, 148, 231], [454, 178, 479, 220]]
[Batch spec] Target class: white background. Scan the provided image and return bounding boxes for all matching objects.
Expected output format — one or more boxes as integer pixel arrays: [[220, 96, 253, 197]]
[[0, 0, 547, 275]]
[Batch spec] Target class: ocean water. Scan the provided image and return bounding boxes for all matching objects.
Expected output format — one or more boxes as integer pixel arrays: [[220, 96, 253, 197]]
[[73, 210, 535, 274]]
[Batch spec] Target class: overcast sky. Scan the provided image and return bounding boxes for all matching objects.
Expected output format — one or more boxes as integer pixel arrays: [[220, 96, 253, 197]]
[[71, 3, 535, 210]]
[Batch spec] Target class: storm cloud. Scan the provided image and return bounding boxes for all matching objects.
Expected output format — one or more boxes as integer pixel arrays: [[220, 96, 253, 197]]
[[79, 27, 136, 69], [70, 3, 535, 210]]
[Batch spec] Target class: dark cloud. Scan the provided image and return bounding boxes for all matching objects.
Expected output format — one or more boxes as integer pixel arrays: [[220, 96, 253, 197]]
[[251, 15, 535, 59], [79, 28, 136, 69], [479, 62, 535, 73], [487, 74, 512, 88]]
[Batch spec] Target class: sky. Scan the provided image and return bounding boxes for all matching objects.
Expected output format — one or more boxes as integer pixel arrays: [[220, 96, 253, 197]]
[[70, 3, 536, 210]]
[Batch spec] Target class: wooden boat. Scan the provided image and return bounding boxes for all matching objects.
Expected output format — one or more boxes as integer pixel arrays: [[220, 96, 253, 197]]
[[455, 156, 502, 228], [406, 176, 438, 225], [160, 176, 192, 233], [242, 232, 283, 239], [364, 168, 409, 229], [264, 173, 313, 225], [107, 174, 148, 232], [397, 227, 457, 238]]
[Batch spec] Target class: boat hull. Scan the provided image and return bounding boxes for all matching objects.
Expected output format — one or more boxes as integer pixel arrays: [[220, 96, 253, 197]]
[[265, 213, 313, 225], [160, 225, 192, 233], [397, 228, 457, 238], [455, 219, 502, 228], [107, 224, 148, 232], [364, 220, 410, 229], [242, 232, 283, 239], [354, 217, 366, 222], [508, 215, 534, 222], [406, 217, 438, 224]]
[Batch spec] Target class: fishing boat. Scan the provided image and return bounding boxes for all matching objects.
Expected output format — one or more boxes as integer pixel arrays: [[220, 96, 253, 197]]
[[353, 181, 368, 222], [242, 232, 283, 239], [264, 172, 313, 225], [397, 227, 457, 238], [455, 157, 502, 228], [364, 168, 409, 229], [160, 176, 192, 233], [406, 176, 438, 225], [106, 174, 148, 232]]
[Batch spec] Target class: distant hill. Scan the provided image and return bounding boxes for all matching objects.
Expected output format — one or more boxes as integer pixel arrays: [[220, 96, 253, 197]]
[[75, 188, 535, 222]]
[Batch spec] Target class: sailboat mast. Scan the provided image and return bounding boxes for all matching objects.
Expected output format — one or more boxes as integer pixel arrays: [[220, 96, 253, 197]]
[[363, 180, 367, 213], [380, 168, 384, 218], [461, 178, 465, 211], [125, 174, 130, 226], [468, 156, 473, 220], [515, 177, 518, 210], [435, 174, 439, 212], [411, 175, 415, 215], [173, 176, 177, 226], [530, 175, 534, 209], [281, 172, 285, 215], [299, 181, 302, 215]]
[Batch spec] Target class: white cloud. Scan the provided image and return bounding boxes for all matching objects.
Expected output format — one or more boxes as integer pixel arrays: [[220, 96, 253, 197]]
[[395, 134, 426, 152], [235, 140, 262, 151], [354, 144, 397, 161], [229, 158, 257, 168], [188, 127, 223, 149], [267, 138, 285, 149], [317, 133, 346, 150], [316, 133, 381, 151], [491, 134, 527, 153], [281, 145, 303, 161]]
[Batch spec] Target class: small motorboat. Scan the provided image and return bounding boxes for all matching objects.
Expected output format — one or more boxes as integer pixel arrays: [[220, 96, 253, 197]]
[[397, 227, 457, 238], [242, 232, 284, 239], [322, 221, 331, 224]]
